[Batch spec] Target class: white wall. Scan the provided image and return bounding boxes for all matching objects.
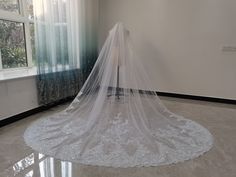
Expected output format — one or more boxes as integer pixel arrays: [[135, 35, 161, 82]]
[[0, 77, 38, 120], [99, 0, 236, 100]]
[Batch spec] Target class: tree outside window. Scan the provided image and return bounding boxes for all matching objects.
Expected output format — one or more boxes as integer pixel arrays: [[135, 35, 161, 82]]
[[0, 0, 35, 70]]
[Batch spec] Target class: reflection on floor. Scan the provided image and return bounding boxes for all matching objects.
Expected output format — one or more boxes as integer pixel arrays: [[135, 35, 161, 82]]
[[0, 97, 236, 177], [10, 152, 72, 177]]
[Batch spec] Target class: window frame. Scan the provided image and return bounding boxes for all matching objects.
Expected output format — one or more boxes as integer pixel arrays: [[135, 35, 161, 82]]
[[0, 0, 34, 70]]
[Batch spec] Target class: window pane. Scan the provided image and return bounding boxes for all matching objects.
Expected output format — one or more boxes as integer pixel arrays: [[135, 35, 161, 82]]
[[55, 25, 69, 65], [30, 23, 36, 65], [27, 0, 34, 20], [53, 0, 67, 23], [0, 0, 20, 13], [0, 19, 27, 69]]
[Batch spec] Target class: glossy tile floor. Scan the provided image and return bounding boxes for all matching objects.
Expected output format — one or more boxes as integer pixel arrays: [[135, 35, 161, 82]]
[[0, 96, 236, 177]]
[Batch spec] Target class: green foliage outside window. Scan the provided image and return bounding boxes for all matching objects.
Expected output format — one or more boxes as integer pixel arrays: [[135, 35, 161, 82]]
[[0, 19, 27, 68]]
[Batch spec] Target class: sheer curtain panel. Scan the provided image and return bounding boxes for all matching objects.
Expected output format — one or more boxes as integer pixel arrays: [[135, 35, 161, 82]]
[[34, 0, 98, 105]]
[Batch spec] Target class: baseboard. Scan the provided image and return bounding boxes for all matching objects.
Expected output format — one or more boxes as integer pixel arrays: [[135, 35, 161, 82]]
[[0, 96, 75, 128], [157, 92, 236, 105], [0, 92, 235, 128]]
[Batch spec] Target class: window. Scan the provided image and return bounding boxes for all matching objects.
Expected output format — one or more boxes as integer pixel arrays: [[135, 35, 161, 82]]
[[0, 0, 20, 13], [0, 0, 34, 70], [0, 19, 27, 68]]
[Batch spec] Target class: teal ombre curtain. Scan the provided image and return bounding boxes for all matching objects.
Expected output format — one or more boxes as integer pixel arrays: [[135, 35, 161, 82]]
[[34, 0, 98, 105], [79, 0, 99, 82]]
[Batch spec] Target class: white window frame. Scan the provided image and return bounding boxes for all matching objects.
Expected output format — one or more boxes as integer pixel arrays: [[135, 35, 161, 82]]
[[0, 0, 34, 70]]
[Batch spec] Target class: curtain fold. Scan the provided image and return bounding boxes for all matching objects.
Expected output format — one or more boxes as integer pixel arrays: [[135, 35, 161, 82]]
[[34, 0, 98, 105]]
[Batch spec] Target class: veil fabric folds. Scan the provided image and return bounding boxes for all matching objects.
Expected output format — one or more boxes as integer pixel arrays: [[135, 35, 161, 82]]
[[24, 23, 213, 167]]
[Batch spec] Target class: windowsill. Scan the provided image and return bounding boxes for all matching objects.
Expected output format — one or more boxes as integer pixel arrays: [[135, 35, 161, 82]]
[[0, 67, 37, 82], [0, 66, 81, 83]]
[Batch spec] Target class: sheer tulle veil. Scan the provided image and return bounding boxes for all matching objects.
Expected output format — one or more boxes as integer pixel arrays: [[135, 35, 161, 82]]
[[24, 23, 213, 167]]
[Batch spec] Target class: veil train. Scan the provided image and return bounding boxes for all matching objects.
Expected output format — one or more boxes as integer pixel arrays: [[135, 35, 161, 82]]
[[24, 23, 213, 167]]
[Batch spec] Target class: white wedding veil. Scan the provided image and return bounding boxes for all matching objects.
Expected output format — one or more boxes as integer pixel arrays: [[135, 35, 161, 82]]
[[24, 23, 213, 167]]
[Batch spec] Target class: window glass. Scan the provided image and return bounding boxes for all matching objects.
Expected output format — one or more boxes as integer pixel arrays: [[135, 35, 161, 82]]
[[0, 19, 27, 69], [27, 0, 34, 20], [55, 25, 69, 65], [53, 0, 67, 23], [0, 0, 20, 13], [30, 23, 35, 65]]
